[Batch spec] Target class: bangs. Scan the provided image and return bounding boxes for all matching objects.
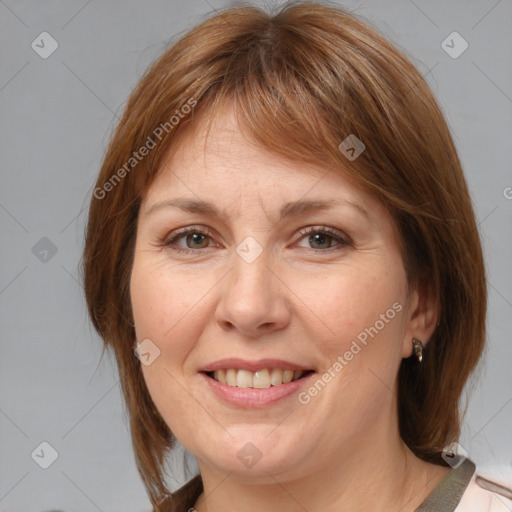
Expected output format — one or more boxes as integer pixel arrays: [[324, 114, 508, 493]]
[[132, 5, 423, 204]]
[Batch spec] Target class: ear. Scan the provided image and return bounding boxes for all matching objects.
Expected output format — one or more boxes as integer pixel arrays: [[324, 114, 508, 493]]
[[401, 280, 439, 358]]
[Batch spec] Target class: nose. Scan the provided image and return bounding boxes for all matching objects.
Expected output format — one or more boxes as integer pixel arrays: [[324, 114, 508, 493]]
[[214, 248, 291, 337]]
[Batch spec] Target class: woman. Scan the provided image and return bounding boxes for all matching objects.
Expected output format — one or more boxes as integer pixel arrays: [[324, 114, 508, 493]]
[[82, 2, 512, 511]]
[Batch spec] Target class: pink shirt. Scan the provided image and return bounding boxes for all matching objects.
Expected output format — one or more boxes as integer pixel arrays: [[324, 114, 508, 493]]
[[454, 464, 512, 511]]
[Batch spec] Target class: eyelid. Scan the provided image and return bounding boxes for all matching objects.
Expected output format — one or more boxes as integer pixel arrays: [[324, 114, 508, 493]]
[[295, 225, 352, 247], [160, 224, 352, 253], [161, 225, 218, 247]]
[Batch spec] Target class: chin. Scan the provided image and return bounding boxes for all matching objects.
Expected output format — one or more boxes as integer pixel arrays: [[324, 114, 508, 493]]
[[193, 429, 310, 480]]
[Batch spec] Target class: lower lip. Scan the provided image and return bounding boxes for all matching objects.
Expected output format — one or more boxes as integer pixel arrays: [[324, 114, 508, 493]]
[[199, 372, 315, 408]]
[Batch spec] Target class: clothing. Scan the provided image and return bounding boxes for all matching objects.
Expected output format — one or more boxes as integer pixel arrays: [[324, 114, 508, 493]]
[[163, 458, 512, 511], [418, 458, 512, 511], [452, 461, 512, 511]]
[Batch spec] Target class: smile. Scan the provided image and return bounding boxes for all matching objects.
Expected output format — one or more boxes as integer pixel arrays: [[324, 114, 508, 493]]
[[206, 368, 314, 388], [200, 369, 316, 408]]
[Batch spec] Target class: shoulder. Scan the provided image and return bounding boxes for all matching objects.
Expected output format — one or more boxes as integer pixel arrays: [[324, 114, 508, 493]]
[[455, 462, 512, 511]]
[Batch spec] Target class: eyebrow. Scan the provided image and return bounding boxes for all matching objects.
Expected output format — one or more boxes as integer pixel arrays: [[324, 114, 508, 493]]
[[144, 197, 370, 222]]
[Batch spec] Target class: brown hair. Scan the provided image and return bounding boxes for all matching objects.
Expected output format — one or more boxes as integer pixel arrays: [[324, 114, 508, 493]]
[[82, 1, 486, 508]]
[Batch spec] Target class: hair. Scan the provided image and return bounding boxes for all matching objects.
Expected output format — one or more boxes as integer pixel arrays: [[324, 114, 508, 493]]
[[82, 1, 487, 509]]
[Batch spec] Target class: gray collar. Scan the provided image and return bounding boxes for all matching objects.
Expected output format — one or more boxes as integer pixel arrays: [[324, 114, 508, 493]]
[[415, 458, 476, 511]]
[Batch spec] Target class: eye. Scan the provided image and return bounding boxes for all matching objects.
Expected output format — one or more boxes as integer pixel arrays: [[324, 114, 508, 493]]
[[160, 225, 351, 254], [295, 226, 351, 251], [161, 226, 216, 253]]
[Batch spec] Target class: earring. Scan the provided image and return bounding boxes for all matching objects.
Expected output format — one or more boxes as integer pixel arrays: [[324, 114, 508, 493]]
[[412, 338, 423, 363]]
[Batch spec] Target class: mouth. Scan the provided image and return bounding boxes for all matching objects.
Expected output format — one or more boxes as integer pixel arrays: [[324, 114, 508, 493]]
[[202, 368, 315, 389], [198, 358, 317, 406]]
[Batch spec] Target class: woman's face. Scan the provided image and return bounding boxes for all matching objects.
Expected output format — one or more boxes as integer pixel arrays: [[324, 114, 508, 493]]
[[130, 104, 429, 481]]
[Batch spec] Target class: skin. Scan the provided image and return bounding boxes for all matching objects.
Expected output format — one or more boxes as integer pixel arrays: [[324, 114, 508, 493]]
[[130, 102, 450, 512]]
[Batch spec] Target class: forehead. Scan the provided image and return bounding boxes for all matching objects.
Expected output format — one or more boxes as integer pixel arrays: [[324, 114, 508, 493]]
[[142, 103, 376, 217]]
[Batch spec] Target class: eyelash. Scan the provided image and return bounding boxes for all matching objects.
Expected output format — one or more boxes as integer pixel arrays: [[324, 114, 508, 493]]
[[160, 225, 351, 254]]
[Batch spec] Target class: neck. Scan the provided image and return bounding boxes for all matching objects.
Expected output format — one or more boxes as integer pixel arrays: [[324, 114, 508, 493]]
[[193, 410, 449, 512]]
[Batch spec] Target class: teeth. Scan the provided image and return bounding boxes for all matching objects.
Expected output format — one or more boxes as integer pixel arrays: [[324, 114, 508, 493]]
[[283, 370, 294, 383], [293, 370, 303, 381], [226, 369, 237, 386], [270, 368, 283, 386], [216, 369, 226, 384], [253, 369, 271, 389], [236, 369, 253, 388], [212, 368, 306, 388]]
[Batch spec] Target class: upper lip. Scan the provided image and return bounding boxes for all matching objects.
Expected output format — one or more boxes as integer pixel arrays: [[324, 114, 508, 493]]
[[200, 358, 315, 373]]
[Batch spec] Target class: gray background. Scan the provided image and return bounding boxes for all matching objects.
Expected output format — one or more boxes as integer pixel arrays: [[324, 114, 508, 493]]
[[1, 0, 511, 511]]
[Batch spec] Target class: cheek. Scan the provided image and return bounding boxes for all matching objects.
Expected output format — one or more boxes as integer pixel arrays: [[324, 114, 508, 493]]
[[297, 266, 406, 428], [131, 258, 192, 336], [130, 259, 204, 419], [312, 265, 401, 323], [131, 267, 173, 341], [130, 257, 220, 368], [297, 263, 407, 367]]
